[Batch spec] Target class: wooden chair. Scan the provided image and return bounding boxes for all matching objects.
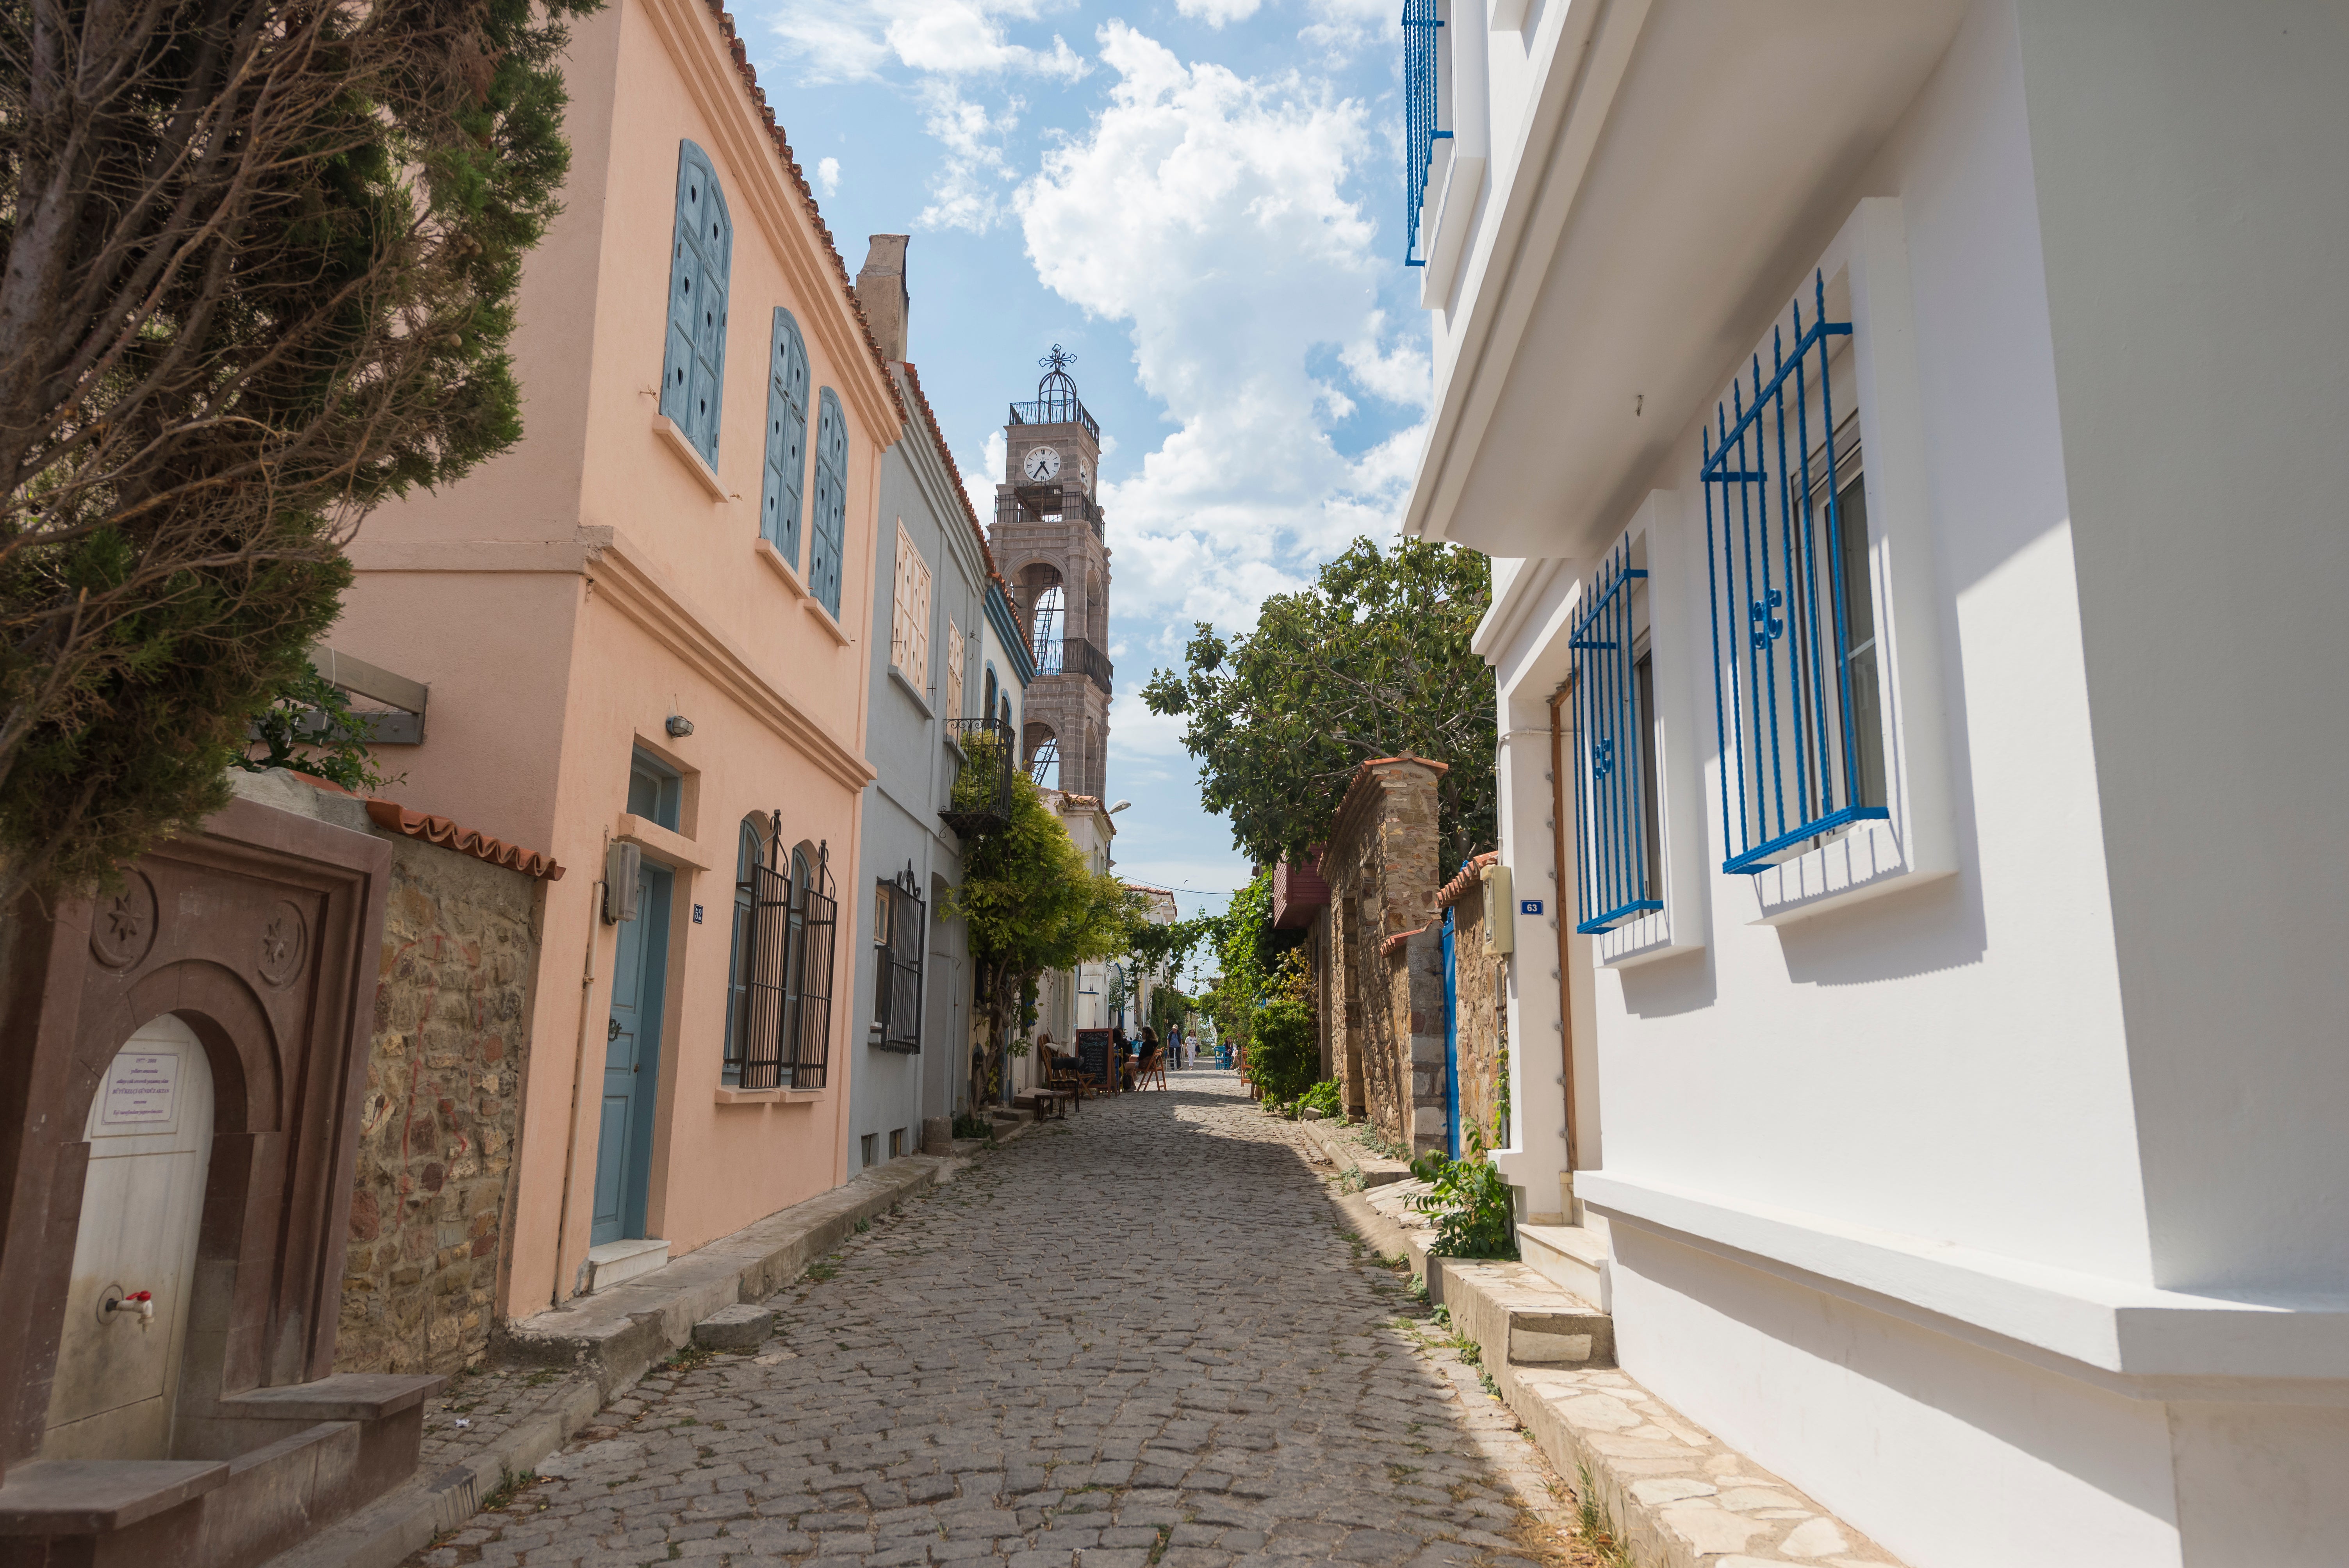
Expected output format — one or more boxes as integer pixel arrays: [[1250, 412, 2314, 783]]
[[1045, 1053, 1089, 1109], [1139, 1048, 1167, 1090]]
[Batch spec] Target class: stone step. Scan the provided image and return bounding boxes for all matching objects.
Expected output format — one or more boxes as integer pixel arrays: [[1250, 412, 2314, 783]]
[[583, 1237, 669, 1293], [691, 1303, 774, 1350], [1517, 1221, 1611, 1310], [1436, 1257, 1616, 1368]]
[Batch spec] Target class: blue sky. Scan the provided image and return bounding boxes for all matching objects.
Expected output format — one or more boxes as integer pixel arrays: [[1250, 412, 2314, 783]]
[[741, 0, 1431, 933]]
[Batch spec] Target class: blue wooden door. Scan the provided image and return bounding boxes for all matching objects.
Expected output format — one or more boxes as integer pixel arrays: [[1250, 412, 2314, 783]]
[[592, 865, 671, 1245]]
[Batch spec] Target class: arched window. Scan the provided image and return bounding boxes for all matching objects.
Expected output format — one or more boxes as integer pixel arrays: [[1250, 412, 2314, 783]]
[[999, 693, 1011, 732], [761, 309, 809, 562], [723, 818, 765, 1086], [1030, 584, 1065, 672], [660, 142, 731, 467], [807, 388, 848, 617], [1026, 722, 1059, 789], [983, 665, 998, 723]]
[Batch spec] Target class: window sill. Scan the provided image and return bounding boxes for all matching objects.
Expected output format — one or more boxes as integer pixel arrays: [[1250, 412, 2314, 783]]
[[754, 537, 807, 599], [888, 666, 933, 718], [1746, 818, 1953, 925], [714, 1085, 827, 1105], [803, 597, 851, 647], [615, 813, 708, 871], [1596, 907, 1700, 969], [651, 415, 729, 502]]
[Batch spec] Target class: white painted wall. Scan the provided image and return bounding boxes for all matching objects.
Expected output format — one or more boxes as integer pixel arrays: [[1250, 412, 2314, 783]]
[[1440, 0, 2349, 1561], [2010, 0, 2349, 1299]]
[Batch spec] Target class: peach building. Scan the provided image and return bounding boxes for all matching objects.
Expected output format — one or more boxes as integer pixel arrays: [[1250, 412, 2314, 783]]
[[331, 0, 898, 1313]]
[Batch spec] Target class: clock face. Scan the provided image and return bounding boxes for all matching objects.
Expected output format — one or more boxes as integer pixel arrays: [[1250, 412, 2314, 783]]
[[1023, 446, 1062, 482]]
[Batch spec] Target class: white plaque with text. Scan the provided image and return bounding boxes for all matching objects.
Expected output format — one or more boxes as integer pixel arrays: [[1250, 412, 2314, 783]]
[[100, 1052, 179, 1131]]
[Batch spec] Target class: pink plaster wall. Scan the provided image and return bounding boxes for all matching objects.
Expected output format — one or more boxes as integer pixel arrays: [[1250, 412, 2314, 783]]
[[330, 0, 892, 1317]]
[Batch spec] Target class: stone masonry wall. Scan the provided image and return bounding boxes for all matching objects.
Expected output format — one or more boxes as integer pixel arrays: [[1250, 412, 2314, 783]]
[[1320, 757, 1444, 1154], [336, 829, 544, 1375], [1444, 871, 1509, 1153]]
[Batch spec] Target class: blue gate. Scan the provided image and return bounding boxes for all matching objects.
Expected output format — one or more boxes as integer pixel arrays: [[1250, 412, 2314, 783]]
[[1440, 907, 1461, 1159]]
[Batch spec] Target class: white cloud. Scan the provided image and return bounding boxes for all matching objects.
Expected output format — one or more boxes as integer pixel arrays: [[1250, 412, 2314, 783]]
[[1014, 22, 1429, 632], [1300, 0, 1397, 57], [770, 0, 1087, 84], [1174, 0, 1263, 28], [917, 84, 1021, 232], [815, 156, 840, 195]]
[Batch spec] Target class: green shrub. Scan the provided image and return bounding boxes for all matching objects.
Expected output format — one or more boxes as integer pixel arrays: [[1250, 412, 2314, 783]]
[[1300, 1080, 1342, 1117], [1253, 992, 1319, 1105], [1407, 1134, 1517, 1260]]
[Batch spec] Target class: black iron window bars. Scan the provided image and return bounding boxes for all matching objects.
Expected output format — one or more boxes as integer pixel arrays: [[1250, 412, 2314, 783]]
[[725, 814, 836, 1090]]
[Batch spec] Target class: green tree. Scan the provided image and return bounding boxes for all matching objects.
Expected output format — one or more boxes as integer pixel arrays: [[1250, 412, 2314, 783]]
[[945, 775, 1149, 1105], [1141, 537, 1495, 872], [0, 0, 597, 902]]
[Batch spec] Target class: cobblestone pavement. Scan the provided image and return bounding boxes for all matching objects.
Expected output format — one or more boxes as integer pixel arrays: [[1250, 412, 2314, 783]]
[[421, 1073, 1590, 1568]]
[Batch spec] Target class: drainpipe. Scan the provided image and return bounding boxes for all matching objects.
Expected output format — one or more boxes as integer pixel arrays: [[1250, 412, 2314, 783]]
[[551, 830, 609, 1309]]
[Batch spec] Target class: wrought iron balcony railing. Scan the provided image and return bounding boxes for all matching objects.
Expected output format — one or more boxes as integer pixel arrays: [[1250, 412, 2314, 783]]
[[1402, 0, 1449, 267], [1003, 485, 1105, 542], [1033, 636, 1114, 695], [1008, 397, 1101, 443], [942, 716, 1015, 836]]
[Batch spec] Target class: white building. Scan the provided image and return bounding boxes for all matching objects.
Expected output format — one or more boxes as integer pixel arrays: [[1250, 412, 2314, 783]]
[[1401, 2, 2349, 1564]]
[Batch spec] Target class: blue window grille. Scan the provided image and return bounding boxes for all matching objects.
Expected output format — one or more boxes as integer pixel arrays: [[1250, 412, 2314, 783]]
[[761, 309, 810, 564], [660, 142, 731, 467], [807, 388, 848, 617], [1570, 539, 1661, 933], [1401, 0, 1449, 266], [1700, 271, 1889, 874]]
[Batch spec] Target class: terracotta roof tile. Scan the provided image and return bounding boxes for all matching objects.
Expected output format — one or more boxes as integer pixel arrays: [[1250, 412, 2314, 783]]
[[1437, 850, 1501, 911], [1380, 924, 1428, 959], [364, 800, 566, 881]]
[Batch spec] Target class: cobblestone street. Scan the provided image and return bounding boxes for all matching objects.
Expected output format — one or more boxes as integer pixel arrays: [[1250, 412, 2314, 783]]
[[423, 1073, 1585, 1568]]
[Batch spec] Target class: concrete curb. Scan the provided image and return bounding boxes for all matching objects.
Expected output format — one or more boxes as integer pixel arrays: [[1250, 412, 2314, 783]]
[[1295, 1116, 1415, 1188], [258, 1139, 1029, 1568]]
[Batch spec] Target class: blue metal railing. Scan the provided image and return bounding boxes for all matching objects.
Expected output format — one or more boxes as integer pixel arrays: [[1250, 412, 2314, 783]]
[[1402, 0, 1449, 266], [1700, 272, 1889, 874], [1570, 540, 1661, 933]]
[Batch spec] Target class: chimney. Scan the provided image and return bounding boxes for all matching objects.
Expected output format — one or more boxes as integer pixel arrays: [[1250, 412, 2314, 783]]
[[855, 234, 911, 362]]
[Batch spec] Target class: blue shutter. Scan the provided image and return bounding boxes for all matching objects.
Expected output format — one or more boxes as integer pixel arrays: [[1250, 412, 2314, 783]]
[[761, 309, 809, 562], [659, 142, 730, 467], [1569, 540, 1662, 933], [808, 388, 848, 617]]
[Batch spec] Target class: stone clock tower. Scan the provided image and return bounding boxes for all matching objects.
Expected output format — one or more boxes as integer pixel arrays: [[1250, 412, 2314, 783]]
[[991, 347, 1112, 799]]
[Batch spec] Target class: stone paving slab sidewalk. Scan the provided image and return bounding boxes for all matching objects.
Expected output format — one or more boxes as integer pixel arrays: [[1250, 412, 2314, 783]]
[[261, 1133, 1035, 1568], [1276, 1130, 1909, 1568]]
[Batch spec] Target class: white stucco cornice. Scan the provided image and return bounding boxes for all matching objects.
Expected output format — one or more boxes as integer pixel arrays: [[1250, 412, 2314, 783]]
[[637, 0, 902, 445], [582, 526, 877, 792], [1404, 0, 1638, 545]]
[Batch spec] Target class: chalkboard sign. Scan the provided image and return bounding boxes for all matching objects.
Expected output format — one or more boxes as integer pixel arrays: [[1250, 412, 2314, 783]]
[[1076, 1028, 1115, 1090]]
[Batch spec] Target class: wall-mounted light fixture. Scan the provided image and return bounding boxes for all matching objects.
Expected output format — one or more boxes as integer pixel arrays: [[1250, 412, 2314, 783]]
[[665, 714, 694, 738]]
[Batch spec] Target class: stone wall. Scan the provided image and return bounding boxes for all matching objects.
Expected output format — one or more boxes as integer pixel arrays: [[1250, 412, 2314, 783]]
[[223, 771, 551, 1374], [1441, 857, 1509, 1153], [1319, 757, 1447, 1155], [338, 825, 544, 1374]]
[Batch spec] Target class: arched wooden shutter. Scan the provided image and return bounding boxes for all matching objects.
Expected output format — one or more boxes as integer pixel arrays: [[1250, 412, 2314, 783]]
[[659, 141, 731, 466], [808, 388, 848, 617], [761, 309, 809, 562]]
